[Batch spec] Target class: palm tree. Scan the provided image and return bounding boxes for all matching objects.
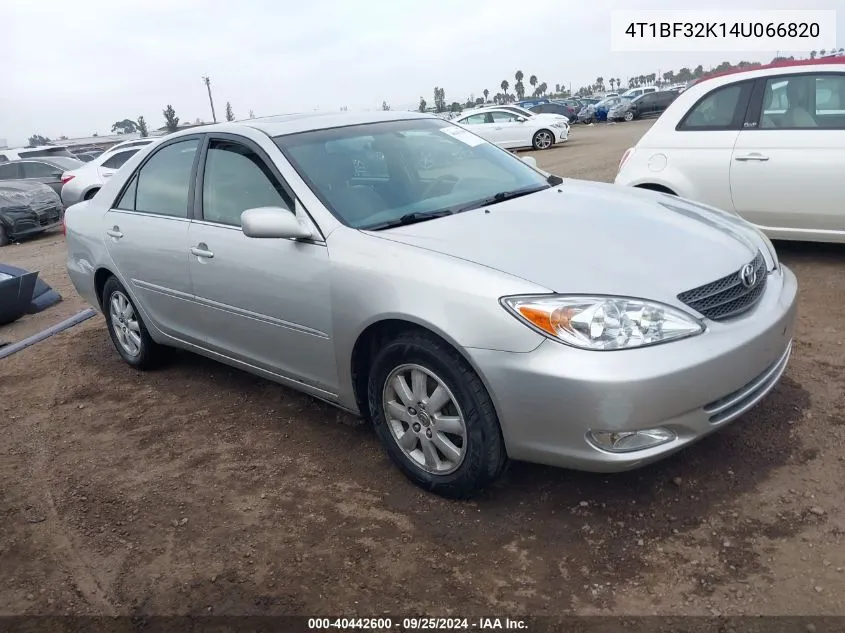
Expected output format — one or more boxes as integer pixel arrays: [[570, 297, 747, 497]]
[[515, 70, 523, 83], [501, 80, 509, 98], [529, 75, 538, 93], [820, 49, 827, 57], [483, 88, 489, 102], [615, 78, 621, 91], [595, 76, 604, 92], [810, 50, 817, 59], [538, 81, 548, 96]]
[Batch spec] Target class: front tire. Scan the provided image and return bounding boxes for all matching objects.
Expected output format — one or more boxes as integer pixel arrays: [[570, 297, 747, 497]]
[[367, 331, 508, 498], [532, 129, 554, 150], [102, 276, 161, 369], [623, 111, 634, 122]]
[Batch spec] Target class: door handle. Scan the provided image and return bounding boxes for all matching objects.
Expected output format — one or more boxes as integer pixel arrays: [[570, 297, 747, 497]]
[[190, 245, 214, 259], [494, 126, 503, 130], [106, 227, 123, 239], [734, 153, 770, 162]]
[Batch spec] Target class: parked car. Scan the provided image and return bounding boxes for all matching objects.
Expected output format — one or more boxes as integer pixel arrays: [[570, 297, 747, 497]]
[[65, 111, 796, 497], [607, 91, 678, 122], [528, 99, 582, 121], [454, 107, 568, 149], [470, 104, 571, 126], [615, 57, 845, 243], [577, 96, 633, 123], [61, 147, 144, 205], [0, 145, 77, 163], [0, 181, 63, 246], [101, 138, 158, 155], [620, 86, 658, 99], [73, 152, 100, 163], [0, 156, 85, 195]]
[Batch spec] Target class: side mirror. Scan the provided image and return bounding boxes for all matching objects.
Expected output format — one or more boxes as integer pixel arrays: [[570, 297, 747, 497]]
[[241, 207, 313, 239], [521, 156, 538, 168], [515, 116, 527, 123]]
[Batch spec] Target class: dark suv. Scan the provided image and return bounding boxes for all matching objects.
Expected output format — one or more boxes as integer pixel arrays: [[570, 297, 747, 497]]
[[617, 90, 679, 121]]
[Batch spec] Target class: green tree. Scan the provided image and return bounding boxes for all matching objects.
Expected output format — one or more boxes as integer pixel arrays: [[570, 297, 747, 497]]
[[433, 87, 446, 112], [595, 77, 604, 92], [482, 88, 489, 102], [500, 79, 509, 98], [538, 81, 547, 96], [136, 115, 149, 138], [111, 119, 138, 134], [810, 50, 817, 59], [449, 102, 461, 113], [529, 75, 538, 92], [27, 134, 51, 147], [382, 100, 391, 111], [163, 104, 179, 132], [225, 101, 235, 121], [514, 70, 525, 100], [418, 97, 427, 112]]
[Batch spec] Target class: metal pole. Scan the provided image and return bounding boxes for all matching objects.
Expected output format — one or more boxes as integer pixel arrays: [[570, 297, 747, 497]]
[[203, 76, 217, 123], [0, 308, 97, 360]]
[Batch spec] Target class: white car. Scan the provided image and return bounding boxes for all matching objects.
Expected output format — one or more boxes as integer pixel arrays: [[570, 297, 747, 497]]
[[615, 58, 845, 244], [60, 146, 146, 206], [99, 138, 158, 158], [620, 86, 658, 99], [472, 104, 572, 125], [454, 107, 569, 150]]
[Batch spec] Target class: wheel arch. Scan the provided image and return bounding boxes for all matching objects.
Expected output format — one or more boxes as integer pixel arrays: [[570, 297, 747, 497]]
[[634, 183, 677, 195], [349, 317, 497, 424]]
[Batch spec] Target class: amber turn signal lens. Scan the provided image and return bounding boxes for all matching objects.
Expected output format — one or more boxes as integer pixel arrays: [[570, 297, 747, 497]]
[[516, 305, 574, 335]]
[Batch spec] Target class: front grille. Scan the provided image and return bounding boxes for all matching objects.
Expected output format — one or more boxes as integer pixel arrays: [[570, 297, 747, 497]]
[[677, 251, 767, 321]]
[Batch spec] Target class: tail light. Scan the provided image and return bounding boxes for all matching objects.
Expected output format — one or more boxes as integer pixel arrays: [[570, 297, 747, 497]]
[[618, 148, 635, 173], [61, 174, 74, 185]]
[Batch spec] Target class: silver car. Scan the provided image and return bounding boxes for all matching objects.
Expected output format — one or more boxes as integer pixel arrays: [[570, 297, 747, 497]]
[[65, 111, 797, 498], [61, 146, 145, 206]]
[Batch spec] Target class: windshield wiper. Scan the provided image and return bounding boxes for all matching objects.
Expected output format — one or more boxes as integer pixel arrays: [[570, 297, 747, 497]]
[[362, 209, 454, 231], [454, 184, 550, 213]]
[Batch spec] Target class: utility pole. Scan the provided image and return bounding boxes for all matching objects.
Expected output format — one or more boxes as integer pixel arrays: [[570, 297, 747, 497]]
[[202, 76, 217, 123]]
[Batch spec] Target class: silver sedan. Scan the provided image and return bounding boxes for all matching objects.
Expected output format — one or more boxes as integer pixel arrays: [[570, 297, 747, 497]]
[[64, 111, 797, 498]]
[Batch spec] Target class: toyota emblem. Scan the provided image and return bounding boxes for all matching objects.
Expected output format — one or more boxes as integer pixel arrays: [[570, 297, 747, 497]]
[[739, 263, 757, 288]]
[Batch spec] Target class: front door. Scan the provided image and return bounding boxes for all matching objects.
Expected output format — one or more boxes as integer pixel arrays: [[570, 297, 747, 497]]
[[731, 72, 845, 238], [187, 134, 337, 394], [103, 136, 204, 344], [488, 111, 527, 147]]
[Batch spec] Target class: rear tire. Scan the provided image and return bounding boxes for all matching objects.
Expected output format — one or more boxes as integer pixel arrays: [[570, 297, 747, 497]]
[[84, 188, 99, 200], [102, 276, 162, 370], [367, 331, 508, 499], [532, 129, 554, 150]]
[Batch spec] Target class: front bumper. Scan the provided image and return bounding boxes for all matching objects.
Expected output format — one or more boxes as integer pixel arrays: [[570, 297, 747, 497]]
[[466, 265, 798, 472], [7, 206, 63, 239]]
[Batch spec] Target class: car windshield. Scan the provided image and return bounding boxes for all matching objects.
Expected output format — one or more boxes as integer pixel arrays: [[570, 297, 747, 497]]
[[276, 118, 551, 230]]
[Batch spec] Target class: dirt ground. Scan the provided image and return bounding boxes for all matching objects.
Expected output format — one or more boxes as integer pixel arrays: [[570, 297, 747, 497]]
[[1, 120, 844, 618]]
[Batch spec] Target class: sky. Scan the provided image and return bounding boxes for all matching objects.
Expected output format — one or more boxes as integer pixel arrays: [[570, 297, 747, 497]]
[[1, 0, 842, 147]]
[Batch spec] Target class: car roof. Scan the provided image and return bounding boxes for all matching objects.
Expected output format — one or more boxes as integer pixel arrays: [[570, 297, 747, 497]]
[[690, 56, 845, 87], [202, 110, 435, 138]]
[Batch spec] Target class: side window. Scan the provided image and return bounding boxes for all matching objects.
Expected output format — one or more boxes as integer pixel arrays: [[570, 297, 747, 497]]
[[679, 83, 747, 130], [201, 139, 292, 227], [116, 175, 138, 210], [760, 73, 845, 130], [101, 149, 139, 169], [132, 139, 199, 217], [490, 111, 518, 122], [22, 162, 57, 178], [461, 113, 489, 125], [0, 163, 20, 179]]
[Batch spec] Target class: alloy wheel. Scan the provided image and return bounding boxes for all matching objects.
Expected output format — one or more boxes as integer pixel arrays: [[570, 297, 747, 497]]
[[381, 363, 468, 475], [109, 290, 142, 357]]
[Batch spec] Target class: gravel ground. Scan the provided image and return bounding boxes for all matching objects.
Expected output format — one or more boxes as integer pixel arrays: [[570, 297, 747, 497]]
[[1, 120, 844, 618]]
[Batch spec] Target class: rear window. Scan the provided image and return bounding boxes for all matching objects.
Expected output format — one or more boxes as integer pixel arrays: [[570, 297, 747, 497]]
[[44, 156, 85, 170], [18, 147, 76, 159]]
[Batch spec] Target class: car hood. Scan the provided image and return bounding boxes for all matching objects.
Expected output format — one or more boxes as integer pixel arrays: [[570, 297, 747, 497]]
[[0, 180, 60, 208], [369, 181, 760, 302]]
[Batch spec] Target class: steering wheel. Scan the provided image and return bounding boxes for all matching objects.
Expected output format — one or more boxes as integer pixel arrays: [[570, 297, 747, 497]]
[[420, 175, 458, 199]]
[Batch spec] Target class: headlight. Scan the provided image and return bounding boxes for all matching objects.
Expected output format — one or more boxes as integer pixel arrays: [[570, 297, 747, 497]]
[[551, 122, 567, 129], [501, 295, 704, 350]]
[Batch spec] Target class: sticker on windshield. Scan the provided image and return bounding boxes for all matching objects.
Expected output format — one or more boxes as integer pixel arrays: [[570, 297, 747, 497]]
[[439, 126, 485, 147]]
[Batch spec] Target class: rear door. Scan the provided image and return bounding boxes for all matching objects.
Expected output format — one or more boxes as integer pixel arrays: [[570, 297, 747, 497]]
[[103, 136, 204, 343], [98, 148, 140, 181], [730, 71, 845, 238], [19, 161, 63, 194]]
